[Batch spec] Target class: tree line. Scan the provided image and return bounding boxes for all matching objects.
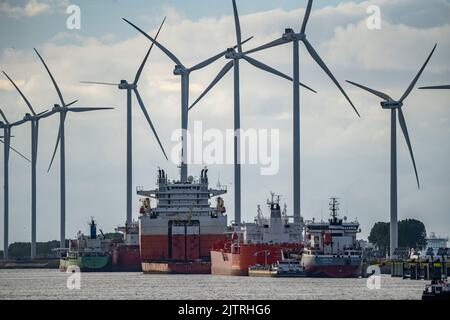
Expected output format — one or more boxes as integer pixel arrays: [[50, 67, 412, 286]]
[[368, 218, 427, 256]]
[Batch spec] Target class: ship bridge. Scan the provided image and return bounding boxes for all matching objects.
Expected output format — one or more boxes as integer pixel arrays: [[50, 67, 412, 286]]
[[137, 169, 227, 218]]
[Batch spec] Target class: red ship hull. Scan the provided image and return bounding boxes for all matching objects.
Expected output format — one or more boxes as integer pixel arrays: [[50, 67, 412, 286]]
[[141, 261, 211, 274], [211, 242, 302, 276], [112, 245, 141, 272]]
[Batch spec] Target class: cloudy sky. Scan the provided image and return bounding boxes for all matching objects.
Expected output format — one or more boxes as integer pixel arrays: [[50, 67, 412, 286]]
[[0, 0, 449, 247]]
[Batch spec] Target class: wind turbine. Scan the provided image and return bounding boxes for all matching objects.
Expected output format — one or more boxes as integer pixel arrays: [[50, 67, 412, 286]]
[[419, 85, 450, 89], [34, 48, 113, 249], [81, 17, 168, 225], [346, 44, 437, 258], [2, 70, 63, 259], [241, 0, 359, 225], [0, 109, 30, 260], [187, 0, 316, 225], [122, 17, 255, 185]]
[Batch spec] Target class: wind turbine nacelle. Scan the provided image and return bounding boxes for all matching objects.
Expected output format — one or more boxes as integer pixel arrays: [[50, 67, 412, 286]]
[[118, 80, 128, 89], [173, 65, 185, 75], [24, 113, 32, 120], [53, 104, 62, 111], [285, 28, 294, 34], [225, 48, 240, 59], [282, 28, 299, 41], [381, 101, 402, 109]]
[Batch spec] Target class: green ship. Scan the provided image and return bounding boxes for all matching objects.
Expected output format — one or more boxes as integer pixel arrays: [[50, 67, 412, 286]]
[[60, 218, 112, 272]]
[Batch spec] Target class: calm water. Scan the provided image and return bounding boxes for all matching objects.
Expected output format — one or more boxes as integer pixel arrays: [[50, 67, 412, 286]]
[[0, 269, 426, 300]]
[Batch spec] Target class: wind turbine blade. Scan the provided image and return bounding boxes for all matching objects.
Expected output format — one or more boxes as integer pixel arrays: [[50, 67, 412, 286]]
[[0, 109, 9, 123], [134, 16, 166, 85], [66, 100, 78, 107], [190, 50, 229, 72], [0, 139, 31, 163], [189, 36, 254, 72], [122, 18, 183, 66], [398, 108, 420, 189], [243, 56, 316, 93], [244, 37, 288, 55], [189, 61, 234, 111], [300, 0, 313, 34], [37, 109, 57, 120], [80, 81, 118, 86], [400, 44, 437, 103], [133, 88, 168, 160], [68, 107, 113, 113], [2, 71, 36, 115], [240, 36, 254, 47], [34, 48, 66, 107], [232, 0, 242, 53], [47, 118, 63, 173], [346, 80, 392, 101], [303, 39, 360, 117], [419, 85, 450, 90]]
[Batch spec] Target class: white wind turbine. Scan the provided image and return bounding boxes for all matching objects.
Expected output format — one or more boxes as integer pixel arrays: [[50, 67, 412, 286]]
[[81, 17, 168, 225], [242, 0, 360, 225], [347, 44, 437, 258], [188, 0, 316, 225], [122, 16, 254, 186], [34, 48, 114, 249]]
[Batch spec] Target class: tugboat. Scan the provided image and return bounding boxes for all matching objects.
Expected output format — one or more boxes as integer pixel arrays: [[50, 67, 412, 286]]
[[211, 192, 304, 276], [248, 253, 306, 278], [422, 277, 450, 300], [60, 218, 112, 272], [301, 198, 362, 278]]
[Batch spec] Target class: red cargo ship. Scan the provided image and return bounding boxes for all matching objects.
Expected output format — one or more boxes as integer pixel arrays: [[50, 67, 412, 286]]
[[300, 198, 363, 278], [137, 169, 228, 274], [112, 221, 141, 271], [211, 193, 304, 276]]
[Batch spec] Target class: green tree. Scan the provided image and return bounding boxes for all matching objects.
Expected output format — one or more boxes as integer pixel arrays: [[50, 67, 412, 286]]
[[368, 219, 427, 254], [398, 219, 427, 249], [368, 222, 390, 255]]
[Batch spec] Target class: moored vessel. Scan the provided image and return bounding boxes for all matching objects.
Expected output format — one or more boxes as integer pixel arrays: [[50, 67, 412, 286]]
[[211, 192, 304, 276], [111, 221, 141, 271], [249, 256, 306, 278], [60, 218, 111, 272], [301, 198, 362, 278], [138, 169, 228, 274]]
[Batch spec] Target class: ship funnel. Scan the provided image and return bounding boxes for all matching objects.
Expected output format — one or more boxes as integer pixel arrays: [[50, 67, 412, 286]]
[[89, 218, 97, 239]]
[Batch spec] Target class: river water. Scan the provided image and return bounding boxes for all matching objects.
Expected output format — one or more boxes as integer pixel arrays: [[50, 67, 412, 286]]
[[0, 269, 426, 300]]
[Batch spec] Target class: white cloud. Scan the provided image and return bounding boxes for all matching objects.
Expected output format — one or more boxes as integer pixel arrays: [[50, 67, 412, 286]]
[[0, 0, 68, 18]]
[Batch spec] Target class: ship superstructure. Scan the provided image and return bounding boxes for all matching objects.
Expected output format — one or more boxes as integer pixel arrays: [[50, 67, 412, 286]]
[[137, 169, 228, 273], [301, 198, 362, 277], [240, 193, 303, 244]]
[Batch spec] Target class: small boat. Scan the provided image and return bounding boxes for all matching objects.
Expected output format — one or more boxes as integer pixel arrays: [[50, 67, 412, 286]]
[[248, 258, 306, 278], [422, 277, 450, 300]]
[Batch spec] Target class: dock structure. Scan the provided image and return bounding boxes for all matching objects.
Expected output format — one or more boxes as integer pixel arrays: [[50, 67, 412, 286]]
[[391, 255, 449, 280]]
